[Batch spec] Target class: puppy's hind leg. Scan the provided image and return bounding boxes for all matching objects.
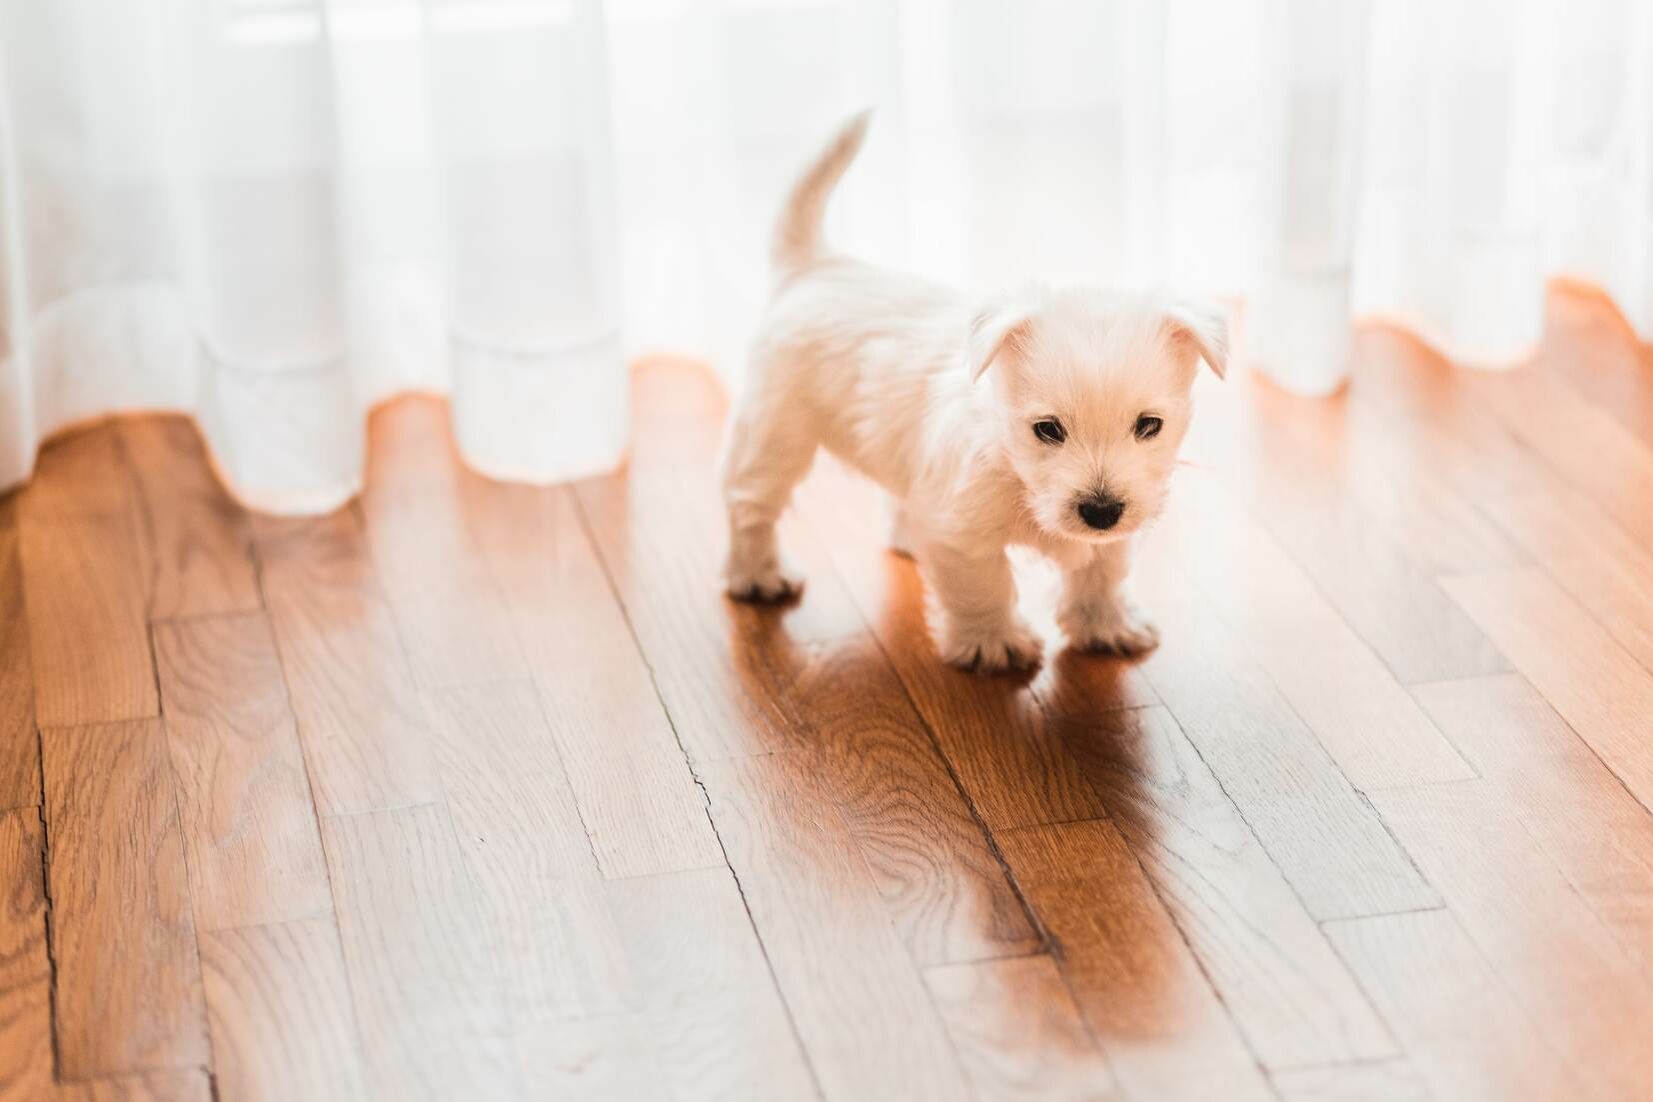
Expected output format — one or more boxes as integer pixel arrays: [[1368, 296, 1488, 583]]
[[719, 384, 817, 603]]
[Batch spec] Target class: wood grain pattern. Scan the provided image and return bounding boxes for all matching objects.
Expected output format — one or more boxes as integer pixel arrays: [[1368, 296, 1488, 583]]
[[849, 558, 1114, 832], [1479, 487, 1653, 673], [0, 808, 53, 1102], [1130, 543, 1440, 921], [699, 750, 971, 1101], [320, 803, 510, 1100], [40, 720, 208, 1078], [997, 819, 1274, 1102], [603, 867, 817, 1101], [117, 417, 260, 622], [1324, 909, 1582, 1101], [585, 364, 1037, 966], [1186, 379, 1514, 679], [1442, 567, 1653, 812], [18, 507, 157, 727], [924, 954, 1119, 1102], [1053, 705, 1395, 1067], [571, 364, 877, 764], [198, 917, 368, 1102], [794, 456, 1126, 830], [1370, 780, 1653, 1097], [1155, 472, 1473, 788], [153, 612, 330, 930], [358, 399, 529, 687], [1269, 1059, 1433, 1102], [1540, 281, 1653, 441], [1412, 673, 1653, 975], [53, 1070, 212, 1102], [255, 510, 442, 816], [1468, 364, 1653, 546], [0, 496, 36, 810], [422, 679, 632, 1020], [468, 479, 723, 879], [513, 1015, 665, 1102], [764, 636, 1040, 965], [16, 288, 1653, 1099]]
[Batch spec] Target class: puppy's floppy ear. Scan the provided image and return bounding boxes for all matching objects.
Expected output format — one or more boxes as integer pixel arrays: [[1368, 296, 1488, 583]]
[[1163, 298, 1230, 379], [965, 301, 1035, 382]]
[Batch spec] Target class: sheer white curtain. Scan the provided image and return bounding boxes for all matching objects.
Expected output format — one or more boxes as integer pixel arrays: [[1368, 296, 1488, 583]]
[[3, 0, 1651, 512]]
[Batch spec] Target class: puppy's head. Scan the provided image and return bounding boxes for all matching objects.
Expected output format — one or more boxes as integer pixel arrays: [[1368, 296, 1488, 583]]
[[966, 286, 1227, 544]]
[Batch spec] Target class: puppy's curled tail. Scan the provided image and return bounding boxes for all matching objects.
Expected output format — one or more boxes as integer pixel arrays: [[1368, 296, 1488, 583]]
[[771, 110, 872, 276]]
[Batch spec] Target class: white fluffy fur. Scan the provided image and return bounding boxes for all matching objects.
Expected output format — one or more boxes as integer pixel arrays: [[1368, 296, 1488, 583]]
[[720, 113, 1229, 673]]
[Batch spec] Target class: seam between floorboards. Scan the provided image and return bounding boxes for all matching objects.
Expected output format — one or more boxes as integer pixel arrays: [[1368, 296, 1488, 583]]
[[567, 480, 829, 1102]]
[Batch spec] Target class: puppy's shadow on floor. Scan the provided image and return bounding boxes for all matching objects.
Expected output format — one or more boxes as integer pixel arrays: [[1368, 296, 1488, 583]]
[[719, 548, 1210, 1035]]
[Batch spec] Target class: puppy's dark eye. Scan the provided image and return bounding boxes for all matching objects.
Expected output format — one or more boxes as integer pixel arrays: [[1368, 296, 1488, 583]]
[[1032, 419, 1066, 445], [1133, 414, 1164, 440]]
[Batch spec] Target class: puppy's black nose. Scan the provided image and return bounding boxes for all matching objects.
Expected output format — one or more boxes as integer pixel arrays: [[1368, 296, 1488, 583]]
[[1077, 495, 1125, 531]]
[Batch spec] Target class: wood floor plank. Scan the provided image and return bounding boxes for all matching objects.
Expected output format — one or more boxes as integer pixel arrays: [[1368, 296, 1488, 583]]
[[254, 510, 442, 816], [1539, 283, 1653, 441], [1441, 567, 1653, 814], [1053, 705, 1396, 1067], [117, 417, 260, 622], [764, 636, 1040, 965], [0, 808, 53, 1102], [41, 720, 209, 1078], [513, 1016, 666, 1102], [153, 612, 331, 930], [603, 867, 817, 1101], [1469, 365, 1653, 547], [924, 954, 1119, 1102], [572, 362, 864, 761], [1323, 909, 1581, 1101], [997, 819, 1273, 1102], [698, 750, 970, 1101], [320, 803, 512, 1100], [0, 496, 37, 810], [1352, 327, 1561, 501], [582, 364, 1038, 967], [19, 508, 157, 727], [1478, 488, 1653, 674], [53, 1070, 212, 1102], [1128, 543, 1440, 920], [1186, 379, 1514, 679], [1370, 779, 1653, 1097], [843, 557, 1114, 833], [793, 456, 1131, 830], [1154, 471, 1473, 788], [359, 399, 529, 688], [198, 916, 369, 1102], [1270, 1059, 1433, 1102], [468, 479, 723, 879], [422, 679, 632, 1020], [1412, 673, 1653, 974], [1266, 370, 1524, 574]]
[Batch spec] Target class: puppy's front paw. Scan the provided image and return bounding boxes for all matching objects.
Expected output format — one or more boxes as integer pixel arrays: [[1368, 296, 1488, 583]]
[[1059, 599, 1161, 657], [724, 558, 805, 603], [724, 551, 806, 604], [940, 618, 1044, 674]]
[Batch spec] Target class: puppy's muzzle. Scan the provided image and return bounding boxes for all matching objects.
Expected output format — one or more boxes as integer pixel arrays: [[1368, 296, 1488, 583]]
[[1076, 494, 1125, 531]]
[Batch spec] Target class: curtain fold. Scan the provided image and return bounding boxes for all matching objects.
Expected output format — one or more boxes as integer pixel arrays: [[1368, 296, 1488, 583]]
[[3, 0, 1651, 512]]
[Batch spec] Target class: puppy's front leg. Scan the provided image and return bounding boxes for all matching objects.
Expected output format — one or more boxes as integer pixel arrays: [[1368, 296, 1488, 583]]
[[922, 542, 1042, 673], [1057, 540, 1159, 656]]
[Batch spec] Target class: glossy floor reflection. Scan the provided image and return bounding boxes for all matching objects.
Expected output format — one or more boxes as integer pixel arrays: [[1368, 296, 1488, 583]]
[[6, 285, 1653, 1100]]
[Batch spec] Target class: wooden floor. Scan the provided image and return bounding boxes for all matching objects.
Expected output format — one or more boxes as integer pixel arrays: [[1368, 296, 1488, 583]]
[[4, 285, 1653, 1101]]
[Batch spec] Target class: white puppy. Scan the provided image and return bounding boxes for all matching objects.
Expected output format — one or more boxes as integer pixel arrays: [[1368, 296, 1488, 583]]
[[720, 112, 1228, 673]]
